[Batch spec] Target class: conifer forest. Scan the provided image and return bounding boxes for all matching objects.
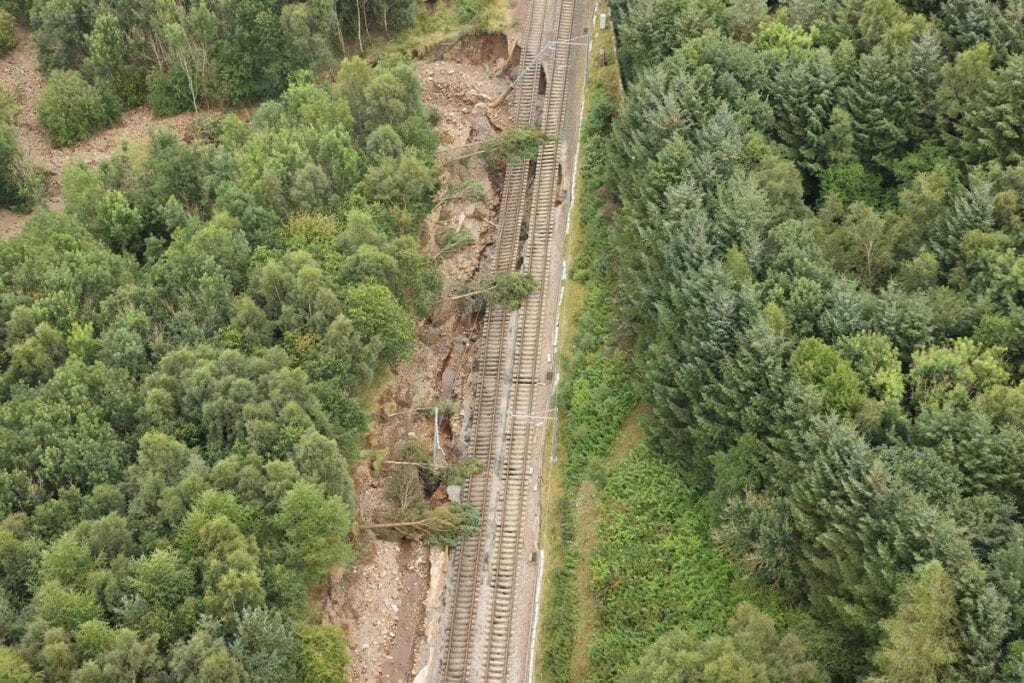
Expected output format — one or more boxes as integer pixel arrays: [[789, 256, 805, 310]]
[[540, 0, 1024, 679]]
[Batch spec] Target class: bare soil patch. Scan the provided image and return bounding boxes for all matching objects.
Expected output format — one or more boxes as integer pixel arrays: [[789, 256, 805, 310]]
[[0, 25, 198, 238]]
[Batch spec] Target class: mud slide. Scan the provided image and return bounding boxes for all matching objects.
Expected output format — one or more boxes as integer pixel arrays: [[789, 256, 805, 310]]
[[321, 38, 517, 683]]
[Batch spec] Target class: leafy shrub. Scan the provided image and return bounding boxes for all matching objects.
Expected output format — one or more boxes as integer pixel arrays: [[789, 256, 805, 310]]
[[146, 68, 192, 117], [455, 0, 485, 22], [0, 9, 16, 55], [623, 603, 821, 682], [342, 283, 415, 364], [0, 93, 42, 211], [439, 178, 487, 205], [396, 438, 430, 463], [439, 229, 473, 251], [0, 0, 28, 20], [281, 213, 340, 246], [293, 624, 348, 682], [37, 70, 118, 147], [0, 137, 43, 210], [818, 162, 888, 208], [588, 447, 737, 680], [561, 352, 635, 484]]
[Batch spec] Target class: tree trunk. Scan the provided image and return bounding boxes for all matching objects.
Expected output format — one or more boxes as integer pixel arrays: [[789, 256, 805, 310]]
[[355, 0, 364, 54], [336, 16, 346, 55], [451, 285, 496, 301]]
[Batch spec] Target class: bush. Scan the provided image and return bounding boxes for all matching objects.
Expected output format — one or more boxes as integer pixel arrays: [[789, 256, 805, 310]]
[[146, 68, 192, 117], [455, 0, 486, 22], [293, 624, 348, 682], [37, 70, 118, 147], [0, 94, 42, 211], [341, 283, 415, 364], [818, 162, 888, 207], [0, 133, 43, 211], [588, 447, 737, 680], [0, 0, 28, 20], [0, 9, 16, 55]]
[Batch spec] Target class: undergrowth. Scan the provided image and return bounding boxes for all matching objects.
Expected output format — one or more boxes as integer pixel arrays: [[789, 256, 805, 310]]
[[587, 447, 737, 680]]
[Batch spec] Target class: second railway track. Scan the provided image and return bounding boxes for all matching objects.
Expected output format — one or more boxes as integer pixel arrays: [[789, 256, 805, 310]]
[[438, 0, 584, 676]]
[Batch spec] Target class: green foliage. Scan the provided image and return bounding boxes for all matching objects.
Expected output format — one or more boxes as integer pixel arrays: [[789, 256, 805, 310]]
[[0, 90, 43, 212], [29, 580, 102, 631], [588, 448, 737, 679], [374, 461, 481, 546], [373, 501, 481, 546], [438, 179, 487, 205], [37, 70, 117, 147], [293, 624, 348, 683], [274, 482, 353, 586], [146, 67, 192, 117], [372, 497, 479, 544], [540, 77, 656, 682], [439, 458, 484, 485], [0, 0, 27, 19], [461, 272, 539, 310], [488, 272, 538, 308], [868, 560, 960, 681], [0, 646, 35, 681], [0, 58, 441, 679], [281, 213, 341, 246], [819, 163, 888, 207], [342, 283, 415, 364], [231, 606, 296, 681], [455, 0, 485, 23], [479, 126, 552, 167], [0, 9, 16, 54], [82, 12, 144, 109], [909, 337, 1009, 408], [561, 351, 636, 485], [27, 0, 416, 116], [790, 337, 868, 415], [168, 624, 246, 681], [960, 55, 1024, 164], [543, 0, 1024, 677], [612, 0, 725, 80], [623, 602, 822, 682]]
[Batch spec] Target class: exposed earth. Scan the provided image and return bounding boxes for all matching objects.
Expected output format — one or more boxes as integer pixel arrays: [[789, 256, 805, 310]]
[[0, 26, 198, 238], [322, 40, 520, 682]]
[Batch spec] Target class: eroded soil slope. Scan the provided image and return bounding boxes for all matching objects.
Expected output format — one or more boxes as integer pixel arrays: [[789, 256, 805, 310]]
[[324, 45, 517, 683]]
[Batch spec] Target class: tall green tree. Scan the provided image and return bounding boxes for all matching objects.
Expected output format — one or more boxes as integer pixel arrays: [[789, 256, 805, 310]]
[[623, 602, 822, 682], [868, 561, 960, 682]]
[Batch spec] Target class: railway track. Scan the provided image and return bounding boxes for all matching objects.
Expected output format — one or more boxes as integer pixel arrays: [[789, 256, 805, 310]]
[[438, 0, 581, 677]]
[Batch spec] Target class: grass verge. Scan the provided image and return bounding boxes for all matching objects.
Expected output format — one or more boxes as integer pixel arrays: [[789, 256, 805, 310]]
[[536, 3, 632, 676]]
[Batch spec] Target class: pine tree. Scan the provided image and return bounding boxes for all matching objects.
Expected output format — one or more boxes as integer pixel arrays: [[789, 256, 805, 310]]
[[768, 49, 838, 173], [869, 560, 959, 682], [959, 55, 1024, 164], [785, 420, 971, 671], [927, 175, 994, 267]]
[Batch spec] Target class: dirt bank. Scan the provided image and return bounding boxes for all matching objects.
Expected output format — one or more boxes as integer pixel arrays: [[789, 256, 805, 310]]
[[322, 43, 514, 683]]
